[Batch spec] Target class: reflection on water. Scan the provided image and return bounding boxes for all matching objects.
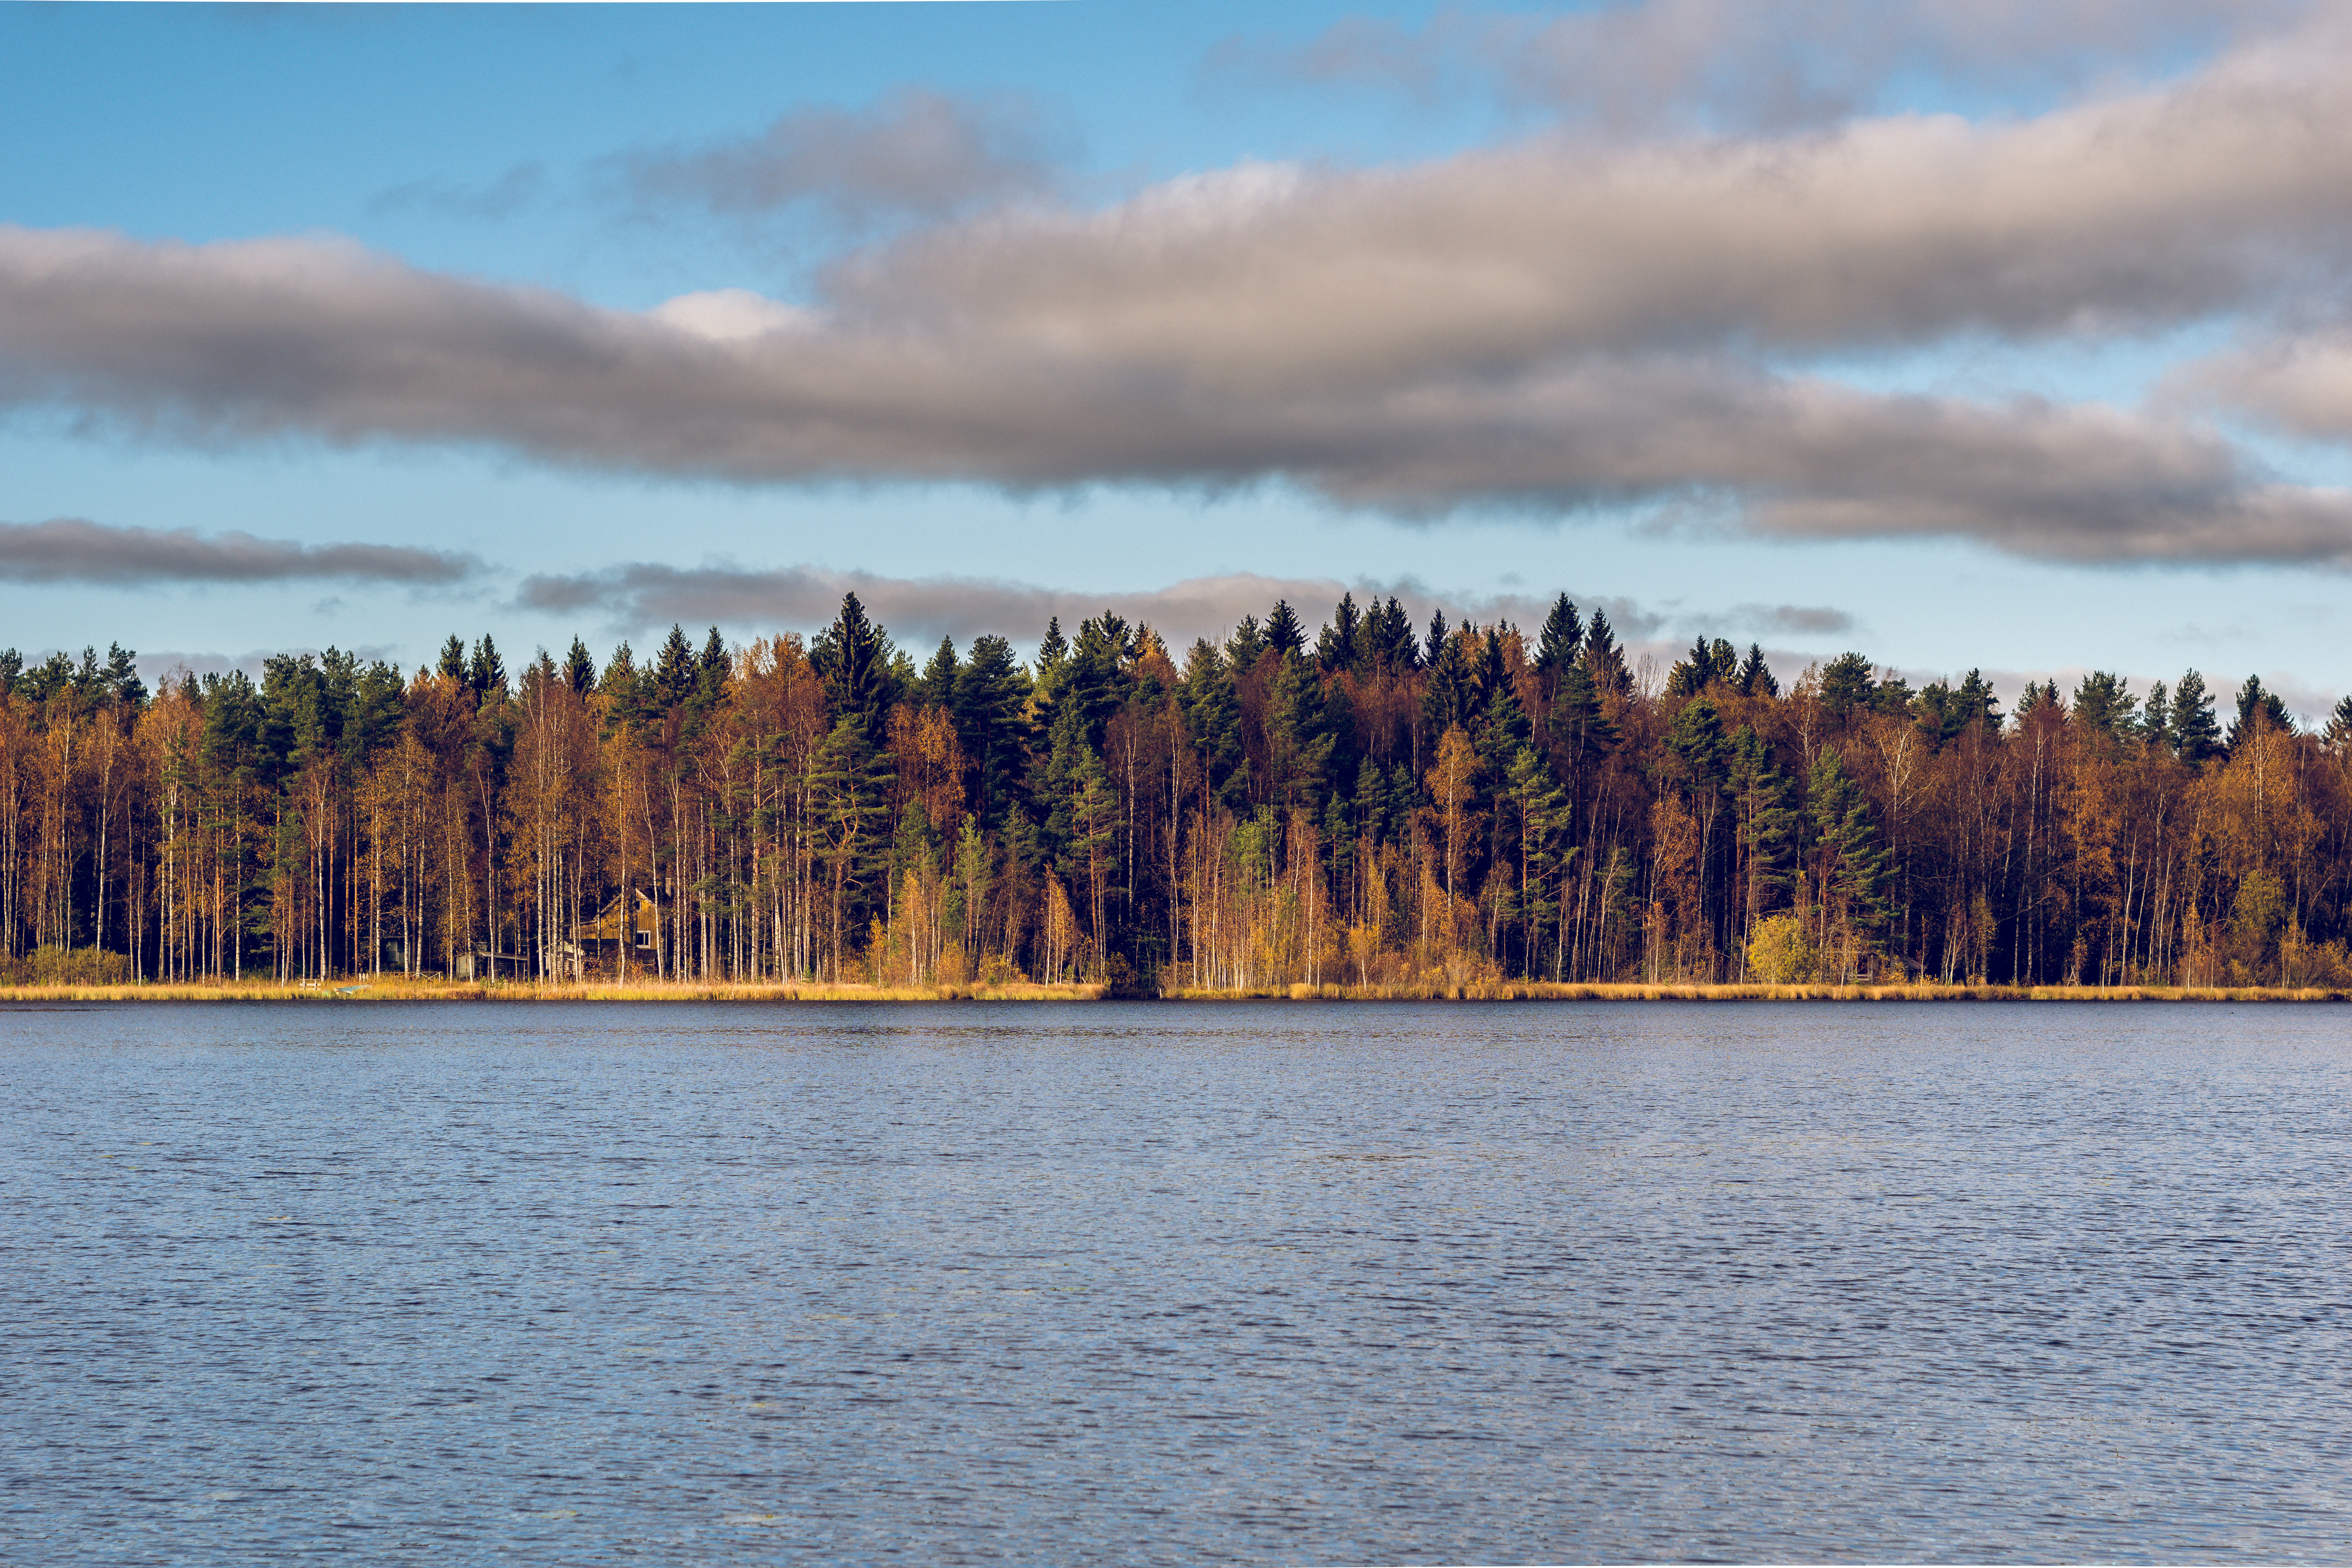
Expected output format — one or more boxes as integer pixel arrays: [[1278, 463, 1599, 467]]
[[3, 1001, 2346, 1563]]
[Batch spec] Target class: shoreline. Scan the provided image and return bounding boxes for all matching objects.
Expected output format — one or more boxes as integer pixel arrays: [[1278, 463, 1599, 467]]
[[1, 979, 2345, 1004]]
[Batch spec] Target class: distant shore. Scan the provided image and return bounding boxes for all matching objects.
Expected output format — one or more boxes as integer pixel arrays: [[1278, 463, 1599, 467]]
[[1, 978, 2345, 1004]]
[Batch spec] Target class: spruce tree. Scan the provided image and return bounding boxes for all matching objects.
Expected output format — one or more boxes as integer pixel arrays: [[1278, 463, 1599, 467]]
[[2227, 674, 2293, 751], [2171, 669, 2221, 762], [1807, 747, 1889, 954], [1263, 599, 1306, 662], [952, 634, 1030, 829], [1737, 643, 1777, 698], [812, 593, 895, 747], [1315, 592, 1361, 674], [919, 636, 960, 710], [1533, 595, 1583, 696], [564, 636, 598, 695]]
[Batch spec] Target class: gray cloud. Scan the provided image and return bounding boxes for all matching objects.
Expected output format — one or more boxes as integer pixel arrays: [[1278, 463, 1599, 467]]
[[619, 88, 1070, 227], [1211, 0, 2300, 134], [8, 28, 2352, 567], [2181, 327, 2352, 442], [368, 162, 547, 221], [0, 517, 479, 586]]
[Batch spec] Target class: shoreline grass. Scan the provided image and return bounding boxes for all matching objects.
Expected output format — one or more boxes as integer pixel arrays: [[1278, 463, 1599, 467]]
[[0, 978, 2343, 1003]]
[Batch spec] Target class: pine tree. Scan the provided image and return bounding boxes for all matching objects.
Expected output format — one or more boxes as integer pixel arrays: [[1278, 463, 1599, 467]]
[[1819, 652, 1875, 725]]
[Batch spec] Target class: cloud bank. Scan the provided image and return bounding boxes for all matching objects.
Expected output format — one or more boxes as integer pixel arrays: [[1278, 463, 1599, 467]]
[[6, 22, 2352, 565], [0, 517, 479, 586]]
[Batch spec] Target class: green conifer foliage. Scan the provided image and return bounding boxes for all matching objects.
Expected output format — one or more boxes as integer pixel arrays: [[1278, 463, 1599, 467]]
[[2070, 671, 2137, 741], [1818, 652, 1875, 725], [1533, 595, 1583, 695], [1263, 599, 1306, 662], [1807, 747, 1890, 960], [2171, 669, 2221, 762]]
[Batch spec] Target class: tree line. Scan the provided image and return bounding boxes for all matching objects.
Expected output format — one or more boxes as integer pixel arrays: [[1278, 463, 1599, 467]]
[[2, 592, 2348, 988]]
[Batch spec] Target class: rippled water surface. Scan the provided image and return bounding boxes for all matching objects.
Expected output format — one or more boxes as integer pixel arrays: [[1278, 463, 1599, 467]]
[[4, 1001, 2348, 1564]]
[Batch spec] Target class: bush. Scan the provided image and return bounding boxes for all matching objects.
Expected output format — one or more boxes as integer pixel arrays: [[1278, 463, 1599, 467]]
[[1747, 914, 1817, 984], [2, 945, 135, 986]]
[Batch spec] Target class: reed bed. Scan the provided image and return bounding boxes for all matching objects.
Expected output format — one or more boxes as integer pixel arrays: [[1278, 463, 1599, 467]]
[[3, 978, 2344, 1004], [0, 978, 1107, 1004]]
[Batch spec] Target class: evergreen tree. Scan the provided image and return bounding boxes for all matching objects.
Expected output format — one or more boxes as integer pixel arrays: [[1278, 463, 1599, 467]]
[[1737, 643, 1777, 698], [952, 634, 1031, 830], [469, 634, 506, 696], [2171, 669, 2221, 762], [1179, 640, 1249, 812], [1263, 599, 1306, 662], [2140, 680, 2171, 750], [1730, 727, 1799, 921], [1533, 595, 1583, 696], [1315, 592, 1361, 674], [563, 636, 598, 694], [1808, 747, 1889, 949], [811, 593, 896, 747], [1214, 614, 1256, 675], [1263, 650, 1338, 809], [1362, 596, 1419, 673], [652, 624, 698, 713], [2070, 671, 2136, 741], [438, 635, 468, 684], [2227, 674, 2293, 751], [2327, 694, 2352, 749], [1583, 610, 1630, 697], [1419, 625, 1474, 739], [1818, 652, 1875, 725], [809, 715, 896, 965]]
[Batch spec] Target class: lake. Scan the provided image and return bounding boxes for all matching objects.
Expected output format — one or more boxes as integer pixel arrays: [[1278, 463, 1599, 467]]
[[2, 1001, 2346, 1563]]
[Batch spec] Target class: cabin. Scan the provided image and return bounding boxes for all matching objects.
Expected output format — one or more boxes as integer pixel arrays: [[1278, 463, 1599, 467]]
[[572, 890, 662, 973]]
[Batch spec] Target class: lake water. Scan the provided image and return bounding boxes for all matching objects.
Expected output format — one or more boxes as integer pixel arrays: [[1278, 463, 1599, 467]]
[[2, 1001, 2347, 1564]]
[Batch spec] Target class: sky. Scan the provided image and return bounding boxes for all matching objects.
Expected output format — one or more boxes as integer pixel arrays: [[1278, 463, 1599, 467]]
[[3, 0, 2350, 717]]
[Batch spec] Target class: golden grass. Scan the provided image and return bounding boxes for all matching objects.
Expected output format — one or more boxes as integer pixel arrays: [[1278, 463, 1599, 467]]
[[0, 977, 1107, 1004], [2, 975, 2343, 1003], [1159, 979, 2352, 1003]]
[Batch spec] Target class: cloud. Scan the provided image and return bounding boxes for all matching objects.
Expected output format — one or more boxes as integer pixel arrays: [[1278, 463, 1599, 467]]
[[1210, 0, 2300, 134], [367, 162, 547, 221], [1725, 603, 1856, 636], [0, 517, 479, 586], [514, 561, 1673, 652], [2181, 327, 2352, 442], [9, 27, 2352, 566], [618, 88, 1071, 228]]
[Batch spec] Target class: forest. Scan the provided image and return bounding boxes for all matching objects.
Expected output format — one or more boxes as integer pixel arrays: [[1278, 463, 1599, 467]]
[[2, 591, 2349, 991]]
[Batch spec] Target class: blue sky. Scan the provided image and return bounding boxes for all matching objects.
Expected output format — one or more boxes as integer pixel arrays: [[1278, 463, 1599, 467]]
[[2, 0, 2348, 716]]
